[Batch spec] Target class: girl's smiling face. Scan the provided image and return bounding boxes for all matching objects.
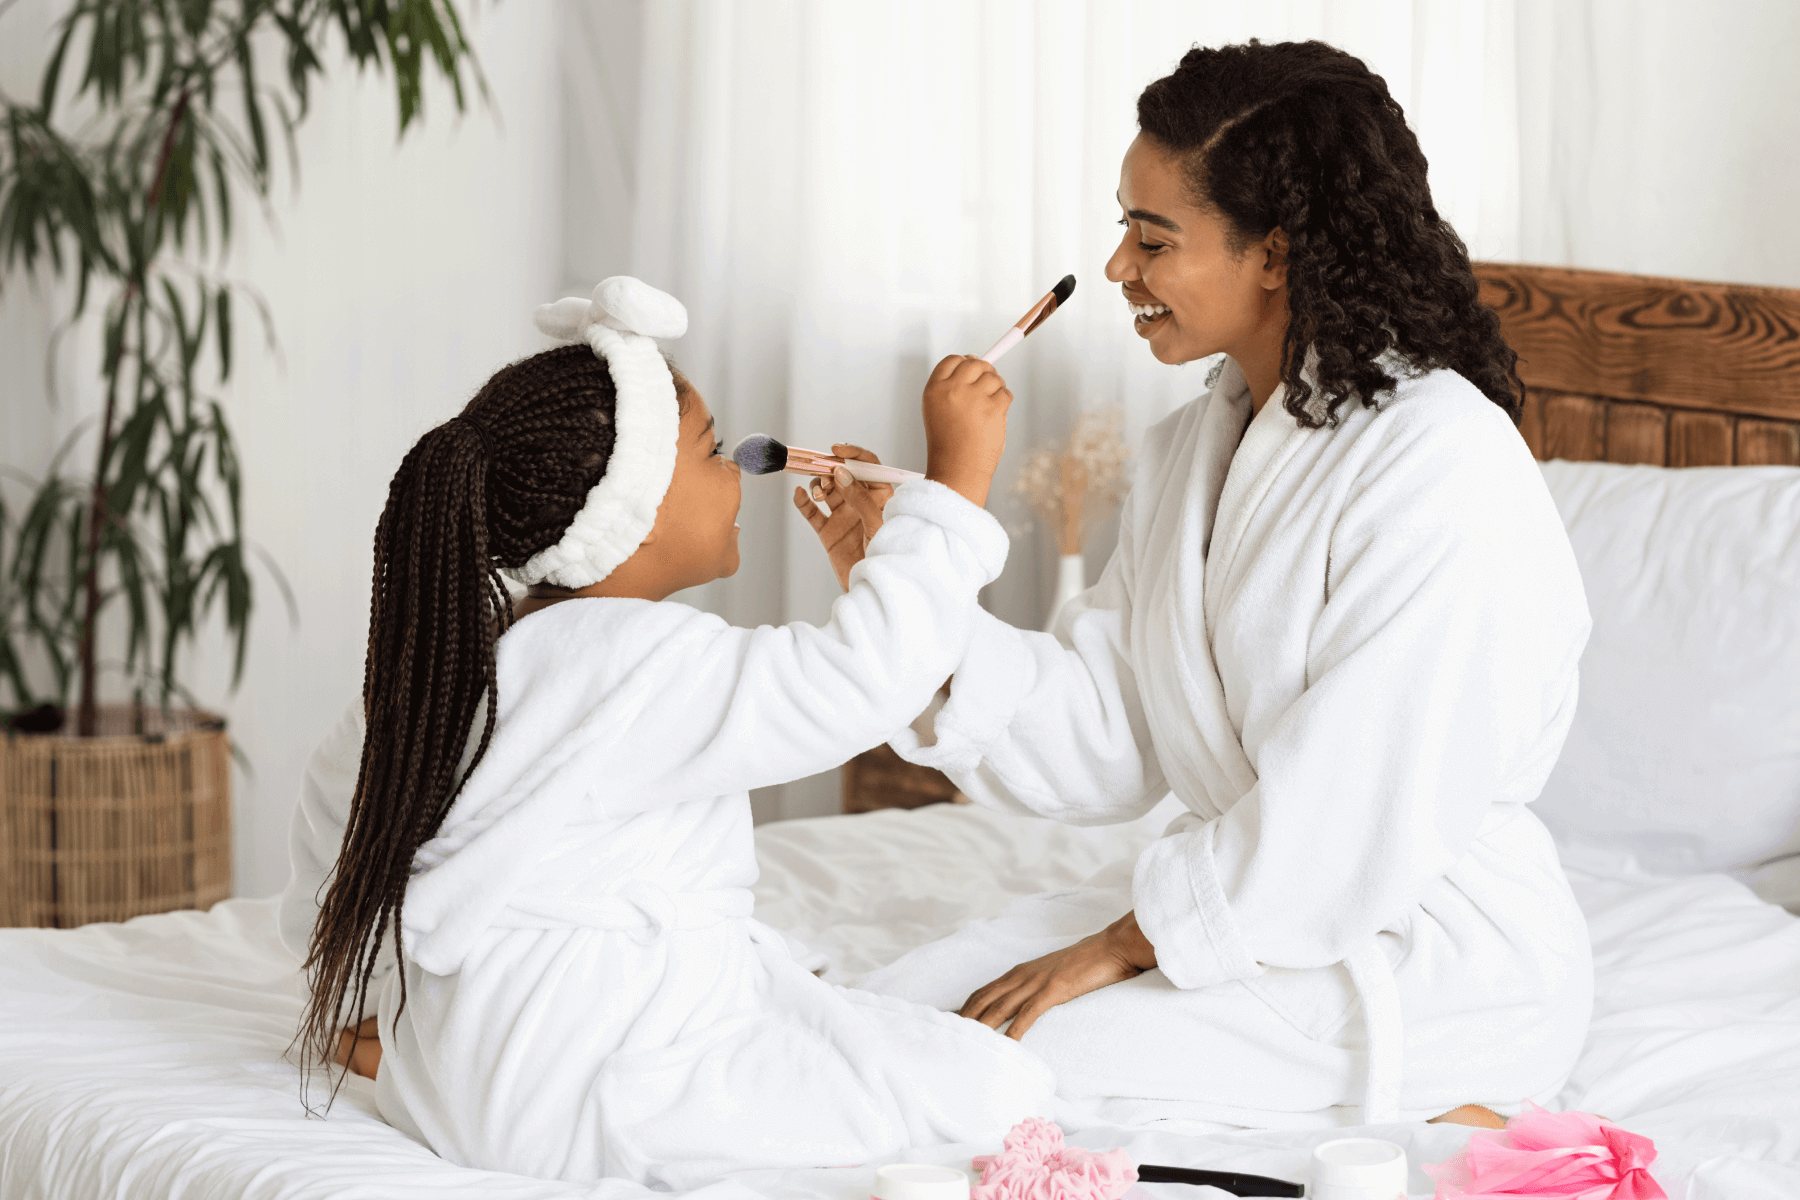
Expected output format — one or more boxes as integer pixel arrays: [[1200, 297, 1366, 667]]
[[1104, 133, 1288, 368]]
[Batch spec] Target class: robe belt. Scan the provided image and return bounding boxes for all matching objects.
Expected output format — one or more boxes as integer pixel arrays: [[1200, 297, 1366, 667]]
[[1343, 939, 1404, 1125], [492, 883, 755, 945], [1338, 802, 1529, 1124]]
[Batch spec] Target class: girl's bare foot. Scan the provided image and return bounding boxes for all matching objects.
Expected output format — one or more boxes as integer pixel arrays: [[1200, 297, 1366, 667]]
[[332, 1016, 383, 1080], [1428, 1104, 1507, 1128]]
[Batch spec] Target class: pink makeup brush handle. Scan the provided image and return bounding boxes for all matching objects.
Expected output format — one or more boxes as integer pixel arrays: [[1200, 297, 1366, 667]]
[[840, 460, 923, 485], [785, 449, 923, 485], [980, 327, 1025, 364]]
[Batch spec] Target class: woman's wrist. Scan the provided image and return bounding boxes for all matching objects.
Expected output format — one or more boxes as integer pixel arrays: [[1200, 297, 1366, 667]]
[[1105, 909, 1158, 971]]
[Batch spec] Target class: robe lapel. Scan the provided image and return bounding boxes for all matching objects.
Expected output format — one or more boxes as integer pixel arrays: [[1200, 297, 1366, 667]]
[[1203, 386, 1309, 640], [1150, 360, 1260, 818]]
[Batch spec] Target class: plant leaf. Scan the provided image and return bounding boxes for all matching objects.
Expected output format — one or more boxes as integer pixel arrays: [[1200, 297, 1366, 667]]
[[216, 284, 232, 381]]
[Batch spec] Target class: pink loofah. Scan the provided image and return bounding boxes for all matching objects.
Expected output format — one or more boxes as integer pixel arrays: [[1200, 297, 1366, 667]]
[[971, 1119, 1136, 1200], [1423, 1103, 1667, 1199]]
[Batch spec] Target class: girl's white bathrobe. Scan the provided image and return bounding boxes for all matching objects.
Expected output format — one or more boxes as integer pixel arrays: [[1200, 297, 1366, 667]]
[[276, 482, 1053, 1187], [873, 357, 1595, 1129]]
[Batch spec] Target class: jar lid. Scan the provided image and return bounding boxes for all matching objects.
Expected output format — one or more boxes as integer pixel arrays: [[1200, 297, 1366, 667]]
[[1310, 1138, 1409, 1191], [872, 1164, 971, 1200]]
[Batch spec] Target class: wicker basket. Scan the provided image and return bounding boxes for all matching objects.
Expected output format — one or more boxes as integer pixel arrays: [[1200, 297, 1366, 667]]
[[1, 705, 232, 928]]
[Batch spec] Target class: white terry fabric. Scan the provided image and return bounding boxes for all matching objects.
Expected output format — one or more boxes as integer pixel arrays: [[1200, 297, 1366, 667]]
[[7, 805, 1800, 1200], [1532, 460, 1800, 910], [512, 277, 686, 589], [277, 479, 1053, 1188], [883, 357, 1595, 1126]]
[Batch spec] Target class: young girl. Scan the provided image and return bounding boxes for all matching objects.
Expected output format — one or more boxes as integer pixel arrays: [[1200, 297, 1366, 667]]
[[276, 277, 1053, 1186]]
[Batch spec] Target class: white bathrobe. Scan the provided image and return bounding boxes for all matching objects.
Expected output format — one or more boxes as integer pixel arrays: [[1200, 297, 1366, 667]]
[[875, 357, 1595, 1128], [276, 481, 1053, 1188]]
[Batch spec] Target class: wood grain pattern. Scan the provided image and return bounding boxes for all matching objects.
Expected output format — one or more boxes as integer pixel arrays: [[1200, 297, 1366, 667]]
[[1517, 390, 1546, 459], [1737, 419, 1800, 466], [1476, 263, 1800, 467], [1475, 263, 1800, 423], [1541, 393, 1607, 462], [1669, 411, 1736, 467], [1605, 403, 1668, 465]]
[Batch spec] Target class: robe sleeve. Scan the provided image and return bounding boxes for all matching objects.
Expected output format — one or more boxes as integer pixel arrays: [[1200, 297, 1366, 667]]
[[887, 484, 1169, 826], [275, 698, 398, 1023], [611, 478, 1021, 806], [1132, 450, 1589, 989]]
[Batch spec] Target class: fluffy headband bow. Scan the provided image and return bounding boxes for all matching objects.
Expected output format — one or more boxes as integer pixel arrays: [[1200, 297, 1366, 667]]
[[507, 277, 689, 590]]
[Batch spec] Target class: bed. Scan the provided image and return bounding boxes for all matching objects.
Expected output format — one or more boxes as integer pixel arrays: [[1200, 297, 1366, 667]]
[[4, 264, 1799, 1199]]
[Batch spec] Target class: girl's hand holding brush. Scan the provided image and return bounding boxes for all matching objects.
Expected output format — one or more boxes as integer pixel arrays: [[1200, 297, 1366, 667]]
[[923, 355, 1014, 507], [794, 445, 893, 591]]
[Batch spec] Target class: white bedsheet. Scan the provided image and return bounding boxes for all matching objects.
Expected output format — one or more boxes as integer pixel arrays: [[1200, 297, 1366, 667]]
[[3, 801, 1797, 1200]]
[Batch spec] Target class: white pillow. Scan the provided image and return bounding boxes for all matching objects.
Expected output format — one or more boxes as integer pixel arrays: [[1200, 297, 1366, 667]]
[[1535, 459, 1800, 909]]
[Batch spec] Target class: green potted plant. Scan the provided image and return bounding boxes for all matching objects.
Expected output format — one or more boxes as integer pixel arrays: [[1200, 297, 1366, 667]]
[[0, 0, 481, 927]]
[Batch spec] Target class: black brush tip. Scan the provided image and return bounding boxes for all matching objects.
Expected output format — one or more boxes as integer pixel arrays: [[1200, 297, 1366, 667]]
[[731, 434, 789, 475], [1052, 274, 1076, 305]]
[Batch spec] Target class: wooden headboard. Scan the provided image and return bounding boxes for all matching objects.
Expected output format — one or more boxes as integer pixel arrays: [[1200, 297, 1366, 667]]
[[1474, 263, 1800, 467]]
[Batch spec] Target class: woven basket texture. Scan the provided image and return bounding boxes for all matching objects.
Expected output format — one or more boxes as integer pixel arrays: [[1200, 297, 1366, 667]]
[[1, 706, 231, 928]]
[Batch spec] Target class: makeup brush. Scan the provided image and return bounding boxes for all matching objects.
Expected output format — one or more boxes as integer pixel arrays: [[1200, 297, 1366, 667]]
[[980, 274, 1077, 364], [731, 435, 923, 485]]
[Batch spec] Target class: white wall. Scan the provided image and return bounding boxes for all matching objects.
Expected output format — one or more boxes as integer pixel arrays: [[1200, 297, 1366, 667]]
[[1509, 0, 1800, 287], [210, 4, 563, 898], [2, 1, 564, 898]]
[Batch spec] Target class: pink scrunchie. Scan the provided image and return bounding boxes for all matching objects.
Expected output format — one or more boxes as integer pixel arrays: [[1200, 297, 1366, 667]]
[[971, 1119, 1137, 1200], [1423, 1103, 1667, 1199]]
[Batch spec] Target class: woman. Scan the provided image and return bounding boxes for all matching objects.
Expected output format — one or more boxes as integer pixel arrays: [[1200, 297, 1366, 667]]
[[857, 40, 1593, 1130]]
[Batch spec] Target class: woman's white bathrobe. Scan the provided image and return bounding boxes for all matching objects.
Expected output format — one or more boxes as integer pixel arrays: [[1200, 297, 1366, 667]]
[[872, 358, 1595, 1128], [276, 482, 1053, 1187]]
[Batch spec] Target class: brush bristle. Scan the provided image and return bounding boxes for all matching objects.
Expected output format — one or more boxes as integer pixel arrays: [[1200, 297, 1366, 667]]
[[731, 434, 789, 475], [1052, 274, 1076, 305]]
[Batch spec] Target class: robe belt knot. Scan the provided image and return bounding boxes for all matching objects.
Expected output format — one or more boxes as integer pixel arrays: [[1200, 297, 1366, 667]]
[[494, 883, 755, 945]]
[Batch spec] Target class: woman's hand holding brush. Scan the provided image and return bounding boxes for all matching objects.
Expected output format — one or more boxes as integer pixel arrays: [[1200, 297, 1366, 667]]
[[794, 445, 893, 591], [923, 355, 1014, 507]]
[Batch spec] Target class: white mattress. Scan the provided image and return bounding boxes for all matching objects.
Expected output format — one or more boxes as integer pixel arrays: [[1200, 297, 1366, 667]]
[[3, 801, 1797, 1200]]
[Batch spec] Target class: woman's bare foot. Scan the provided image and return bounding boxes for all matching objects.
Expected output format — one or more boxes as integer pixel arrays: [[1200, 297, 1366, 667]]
[[332, 1016, 383, 1080], [1428, 1104, 1508, 1128]]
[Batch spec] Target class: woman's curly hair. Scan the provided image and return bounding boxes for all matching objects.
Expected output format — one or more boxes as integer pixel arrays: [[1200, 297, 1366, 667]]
[[1137, 40, 1521, 427]]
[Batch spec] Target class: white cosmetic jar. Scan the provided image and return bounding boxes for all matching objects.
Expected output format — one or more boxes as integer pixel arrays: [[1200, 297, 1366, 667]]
[[872, 1163, 972, 1200], [1309, 1138, 1409, 1200]]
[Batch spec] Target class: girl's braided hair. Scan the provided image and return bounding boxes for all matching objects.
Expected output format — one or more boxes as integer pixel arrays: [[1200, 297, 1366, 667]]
[[296, 343, 627, 1101], [1137, 40, 1522, 427]]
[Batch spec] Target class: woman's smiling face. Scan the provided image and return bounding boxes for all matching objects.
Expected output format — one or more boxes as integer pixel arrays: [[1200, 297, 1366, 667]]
[[1105, 133, 1288, 367]]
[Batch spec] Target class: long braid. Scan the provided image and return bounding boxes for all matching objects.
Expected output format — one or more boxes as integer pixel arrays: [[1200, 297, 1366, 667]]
[[297, 346, 621, 1105]]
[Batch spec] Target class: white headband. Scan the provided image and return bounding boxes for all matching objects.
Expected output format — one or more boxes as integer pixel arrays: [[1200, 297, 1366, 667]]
[[507, 277, 688, 589]]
